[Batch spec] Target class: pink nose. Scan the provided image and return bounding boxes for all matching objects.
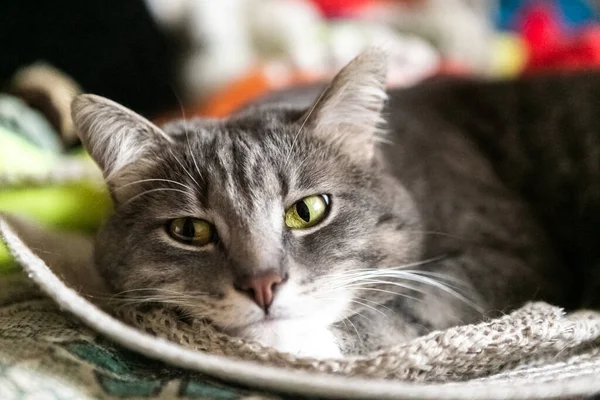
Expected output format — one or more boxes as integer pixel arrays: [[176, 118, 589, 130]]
[[235, 272, 285, 311]]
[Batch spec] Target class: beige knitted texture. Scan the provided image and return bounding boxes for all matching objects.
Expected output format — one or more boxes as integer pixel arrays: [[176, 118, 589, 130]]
[[117, 302, 600, 382]]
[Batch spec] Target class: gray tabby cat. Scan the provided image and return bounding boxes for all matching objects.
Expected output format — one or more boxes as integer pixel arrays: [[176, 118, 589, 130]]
[[72, 49, 595, 358]]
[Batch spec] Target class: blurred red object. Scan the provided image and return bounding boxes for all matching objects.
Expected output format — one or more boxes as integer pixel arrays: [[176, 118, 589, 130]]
[[153, 66, 321, 122], [310, 0, 403, 18], [521, 3, 600, 72], [311, 0, 373, 18], [196, 68, 320, 117], [153, 59, 465, 123]]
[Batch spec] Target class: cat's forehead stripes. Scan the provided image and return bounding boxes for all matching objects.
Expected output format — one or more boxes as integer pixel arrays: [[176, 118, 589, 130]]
[[157, 124, 288, 220], [159, 117, 369, 218]]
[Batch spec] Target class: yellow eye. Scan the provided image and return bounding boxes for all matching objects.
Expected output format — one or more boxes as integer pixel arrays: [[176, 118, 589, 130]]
[[285, 194, 330, 229], [168, 218, 215, 246]]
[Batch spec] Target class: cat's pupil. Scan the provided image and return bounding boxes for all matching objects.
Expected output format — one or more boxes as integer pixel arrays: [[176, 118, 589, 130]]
[[296, 201, 311, 222], [182, 219, 196, 238]]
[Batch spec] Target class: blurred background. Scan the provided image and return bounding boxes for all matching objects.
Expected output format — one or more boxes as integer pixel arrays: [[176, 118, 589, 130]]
[[1, 0, 600, 269]]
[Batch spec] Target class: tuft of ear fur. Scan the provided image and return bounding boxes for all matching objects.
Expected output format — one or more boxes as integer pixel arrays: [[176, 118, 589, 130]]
[[302, 48, 388, 160], [71, 94, 173, 179]]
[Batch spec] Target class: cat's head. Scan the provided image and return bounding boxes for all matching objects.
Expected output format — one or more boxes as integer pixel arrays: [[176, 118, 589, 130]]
[[72, 50, 422, 347]]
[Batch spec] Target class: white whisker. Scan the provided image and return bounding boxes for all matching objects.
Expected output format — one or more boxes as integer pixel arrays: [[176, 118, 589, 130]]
[[357, 271, 481, 312], [346, 309, 373, 323], [171, 89, 204, 187], [168, 149, 203, 191], [350, 299, 387, 317], [283, 87, 328, 171], [329, 278, 423, 293], [109, 287, 209, 299], [121, 187, 189, 207], [343, 316, 363, 347], [403, 230, 470, 242], [315, 258, 480, 312], [356, 287, 422, 302], [114, 178, 192, 191], [317, 295, 387, 317], [354, 296, 397, 316], [317, 255, 447, 281]]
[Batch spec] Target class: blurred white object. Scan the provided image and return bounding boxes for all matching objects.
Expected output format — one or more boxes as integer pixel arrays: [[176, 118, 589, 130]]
[[145, 0, 188, 31], [389, 0, 497, 71], [145, 0, 441, 101], [251, 0, 326, 71], [324, 22, 439, 87], [146, 0, 257, 100], [184, 0, 257, 99]]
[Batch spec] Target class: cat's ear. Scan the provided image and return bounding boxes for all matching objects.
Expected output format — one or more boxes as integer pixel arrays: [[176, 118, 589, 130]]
[[302, 48, 388, 160], [71, 94, 173, 179]]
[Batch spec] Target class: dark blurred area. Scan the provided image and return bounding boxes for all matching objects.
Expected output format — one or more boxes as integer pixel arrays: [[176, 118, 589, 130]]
[[0, 0, 179, 118], [2, 0, 600, 254], [3, 0, 600, 121]]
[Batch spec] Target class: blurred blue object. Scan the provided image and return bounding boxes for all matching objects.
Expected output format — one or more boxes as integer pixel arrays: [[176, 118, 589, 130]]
[[497, 0, 597, 31], [0, 94, 62, 152]]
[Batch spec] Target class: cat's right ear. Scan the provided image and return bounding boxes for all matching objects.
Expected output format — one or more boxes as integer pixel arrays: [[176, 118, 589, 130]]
[[71, 94, 173, 179], [299, 48, 388, 162]]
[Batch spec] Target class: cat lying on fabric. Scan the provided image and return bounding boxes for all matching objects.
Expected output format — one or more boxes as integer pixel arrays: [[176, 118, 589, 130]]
[[72, 49, 598, 358]]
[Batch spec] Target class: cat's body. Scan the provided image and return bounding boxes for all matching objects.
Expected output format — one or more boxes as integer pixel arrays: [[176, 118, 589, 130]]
[[72, 51, 600, 358]]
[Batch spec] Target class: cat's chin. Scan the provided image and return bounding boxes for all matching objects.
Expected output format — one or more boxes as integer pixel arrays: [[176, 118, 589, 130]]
[[234, 318, 342, 359]]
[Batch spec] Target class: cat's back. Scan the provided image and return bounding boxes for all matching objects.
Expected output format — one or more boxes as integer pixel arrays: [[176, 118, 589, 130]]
[[385, 71, 600, 308]]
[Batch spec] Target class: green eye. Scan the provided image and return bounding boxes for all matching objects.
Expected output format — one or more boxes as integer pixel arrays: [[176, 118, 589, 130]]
[[168, 218, 215, 246], [285, 194, 330, 229]]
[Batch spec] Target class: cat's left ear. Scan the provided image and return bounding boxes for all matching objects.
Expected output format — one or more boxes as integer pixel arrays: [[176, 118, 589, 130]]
[[301, 48, 388, 161], [71, 94, 173, 180]]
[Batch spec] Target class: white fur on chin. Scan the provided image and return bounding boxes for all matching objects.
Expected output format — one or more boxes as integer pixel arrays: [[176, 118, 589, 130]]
[[237, 319, 342, 359]]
